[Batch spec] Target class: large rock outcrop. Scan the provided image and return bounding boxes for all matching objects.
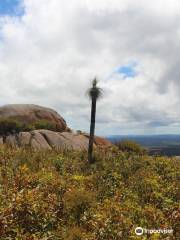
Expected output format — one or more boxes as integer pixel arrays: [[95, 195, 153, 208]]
[[2, 130, 112, 151], [0, 104, 112, 150], [0, 104, 68, 132]]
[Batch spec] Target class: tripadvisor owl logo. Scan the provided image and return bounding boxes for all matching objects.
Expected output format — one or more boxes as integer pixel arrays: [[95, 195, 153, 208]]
[[135, 227, 173, 236], [135, 227, 143, 235]]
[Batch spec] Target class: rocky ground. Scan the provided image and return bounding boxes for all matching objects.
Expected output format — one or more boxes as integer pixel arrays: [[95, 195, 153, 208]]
[[1, 129, 111, 150]]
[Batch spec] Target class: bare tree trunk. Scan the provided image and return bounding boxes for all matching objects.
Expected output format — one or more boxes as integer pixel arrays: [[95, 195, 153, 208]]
[[88, 98, 96, 164]]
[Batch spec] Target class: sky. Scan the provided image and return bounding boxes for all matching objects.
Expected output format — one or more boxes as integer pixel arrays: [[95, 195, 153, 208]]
[[0, 0, 180, 136], [0, 0, 23, 15]]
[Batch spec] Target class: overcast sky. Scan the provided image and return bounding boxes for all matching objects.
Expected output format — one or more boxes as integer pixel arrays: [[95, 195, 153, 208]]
[[0, 0, 180, 135]]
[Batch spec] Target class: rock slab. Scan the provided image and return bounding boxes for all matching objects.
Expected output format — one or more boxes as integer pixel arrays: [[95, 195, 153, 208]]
[[3, 130, 112, 151]]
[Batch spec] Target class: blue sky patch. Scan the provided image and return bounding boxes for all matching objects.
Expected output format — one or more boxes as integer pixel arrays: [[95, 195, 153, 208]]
[[0, 0, 23, 16], [115, 62, 138, 79]]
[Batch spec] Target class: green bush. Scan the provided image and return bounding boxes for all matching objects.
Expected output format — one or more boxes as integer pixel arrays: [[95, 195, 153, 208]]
[[116, 139, 147, 155], [0, 118, 58, 136], [0, 118, 22, 136], [22, 120, 57, 132], [33, 119, 57, 131]]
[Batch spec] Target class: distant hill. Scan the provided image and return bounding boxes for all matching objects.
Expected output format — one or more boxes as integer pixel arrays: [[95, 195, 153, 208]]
[[107, 135, 180, 156]]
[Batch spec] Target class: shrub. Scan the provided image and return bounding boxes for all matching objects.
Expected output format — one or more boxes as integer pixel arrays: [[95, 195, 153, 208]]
[[0, 118, 58, 136], [64, 189, 95, 225], [33, 119, 57, 131], [0, 146, 178, 239], [116, 139, 147, 155], [0, 118, 22, 136], [65, 227, 91, 240], [23, 119, 57, 131]]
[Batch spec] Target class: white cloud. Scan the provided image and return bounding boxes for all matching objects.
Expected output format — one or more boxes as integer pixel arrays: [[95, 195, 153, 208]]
[[0, 0, 180, 135]]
